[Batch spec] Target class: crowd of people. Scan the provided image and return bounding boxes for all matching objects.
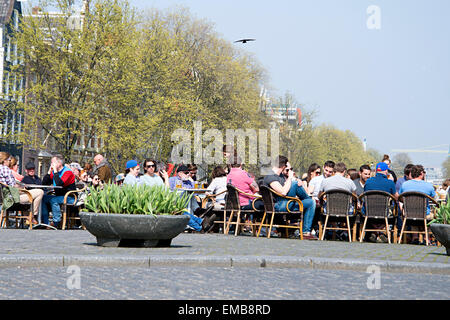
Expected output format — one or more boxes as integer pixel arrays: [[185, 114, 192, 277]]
[[1, 148, 449, 243]]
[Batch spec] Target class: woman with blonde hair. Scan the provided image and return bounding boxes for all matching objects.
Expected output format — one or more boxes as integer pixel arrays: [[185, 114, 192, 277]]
[[0, 152, 44, 225], [8, 156, 24, 182]]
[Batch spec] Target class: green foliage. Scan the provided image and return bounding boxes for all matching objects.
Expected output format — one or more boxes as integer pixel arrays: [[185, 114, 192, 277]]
[[83, 184, 192, 215], [429, 201, 450, 225], [279, 109, 379, 175]]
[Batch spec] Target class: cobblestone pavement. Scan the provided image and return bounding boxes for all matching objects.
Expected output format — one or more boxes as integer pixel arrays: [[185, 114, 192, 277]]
[[0, 266, 448, 300], [0, 230, 448, 264]]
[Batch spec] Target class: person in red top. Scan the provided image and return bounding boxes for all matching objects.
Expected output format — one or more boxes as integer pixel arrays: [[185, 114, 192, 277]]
[[41, 155, 76, 228], [226, 155, 259, 209]]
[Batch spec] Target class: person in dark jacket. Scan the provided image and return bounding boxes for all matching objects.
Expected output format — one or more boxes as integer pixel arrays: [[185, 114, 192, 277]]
[[21, 162, 42, 187], [41, 155, 76, 228]]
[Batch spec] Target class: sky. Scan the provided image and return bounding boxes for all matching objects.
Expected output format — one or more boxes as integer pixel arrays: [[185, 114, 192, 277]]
[[127, 0, 450, 168], [25, 0, 450, 168]]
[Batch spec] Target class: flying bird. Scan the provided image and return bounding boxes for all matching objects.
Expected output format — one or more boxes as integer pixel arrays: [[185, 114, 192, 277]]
[[234, 39, 256, 44]]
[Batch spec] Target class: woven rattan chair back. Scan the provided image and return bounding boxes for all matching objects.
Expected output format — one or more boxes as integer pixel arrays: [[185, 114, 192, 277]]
[[401, 191, 428, 220], [323, 189, 354, 217], [225, 184, 241, 211], [361, 190, 392, 218], [259, 185, 275, 214]]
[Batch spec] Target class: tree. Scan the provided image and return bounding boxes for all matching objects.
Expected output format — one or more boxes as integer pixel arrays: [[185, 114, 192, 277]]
[[13, 0, 141, 164], [392, 152, 413, 176]]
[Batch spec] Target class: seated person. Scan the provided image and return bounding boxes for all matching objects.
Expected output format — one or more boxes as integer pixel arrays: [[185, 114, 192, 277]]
[[318, 162, 356, 213], [41, 155, 76, 229], [0, 152, 44, 225], [8, 157, 24, 182], [399, 164, 436, 216], [123, 160, 141, 186], [169, 165, 195, 190], [91, 174, 103, 190], [141, 159, 169, 188], [69, 162, 83, 183], [206, 166, 227, 210], [263, 155, 317, 240], [227, 155, 259, 210], [301, 163, 321, 195], [169, 165, 209, 231], [22, 162, 42, 186], [363, 162, 398, 243]]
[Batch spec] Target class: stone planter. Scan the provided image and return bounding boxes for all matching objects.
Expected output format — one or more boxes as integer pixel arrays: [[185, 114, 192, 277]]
[[430, 223, 450, 256], [80, 212, 190, 247]]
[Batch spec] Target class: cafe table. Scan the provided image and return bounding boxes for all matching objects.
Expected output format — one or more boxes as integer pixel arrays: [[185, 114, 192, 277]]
[[21, 184, 63, 230]]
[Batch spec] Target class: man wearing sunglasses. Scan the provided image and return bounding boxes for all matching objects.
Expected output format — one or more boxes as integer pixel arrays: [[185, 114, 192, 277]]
[[169, 165, 194, 191], [263, 155, 317, 240], [141, 159, 169, 188]]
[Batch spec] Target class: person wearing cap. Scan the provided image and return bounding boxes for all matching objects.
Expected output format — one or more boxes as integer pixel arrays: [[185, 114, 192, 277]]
[[114, 173, 125, 186], [69, 162, 83, 182], [123, 160, 141, 186], [22, 162, 43, 187], [168, 165, 195, 191], [362, 162, 398, 243], [168, 164, 212, 232]]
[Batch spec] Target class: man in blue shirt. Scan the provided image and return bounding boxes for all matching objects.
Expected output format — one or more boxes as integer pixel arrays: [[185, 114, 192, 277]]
[[364, 162, 398, 197], [399, 165, 436, 215], [363, 162, 398, 243], [398, 164, 436, 244]]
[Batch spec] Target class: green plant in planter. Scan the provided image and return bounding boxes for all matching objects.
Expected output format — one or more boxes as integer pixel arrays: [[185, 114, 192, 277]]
[[82, 184, 192, 215], [429, 201, 450, 225]]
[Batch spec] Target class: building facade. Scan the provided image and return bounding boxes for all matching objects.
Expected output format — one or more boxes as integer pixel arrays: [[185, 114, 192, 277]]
[[0, 0, 24, 170]]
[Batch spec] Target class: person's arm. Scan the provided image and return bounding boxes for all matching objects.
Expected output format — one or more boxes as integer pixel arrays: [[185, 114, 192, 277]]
[[249, 179, 259, 193], [269, 171, 293, 196], [160, 170, 170, 188]]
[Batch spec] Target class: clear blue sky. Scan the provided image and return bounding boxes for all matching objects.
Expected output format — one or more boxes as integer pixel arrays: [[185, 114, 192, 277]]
[[28, 0, 450, 168], [127, 0, 449, 168]]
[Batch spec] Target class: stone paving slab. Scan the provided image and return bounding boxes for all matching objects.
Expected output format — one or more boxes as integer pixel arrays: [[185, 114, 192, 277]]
[[0, 230, 448, 274]]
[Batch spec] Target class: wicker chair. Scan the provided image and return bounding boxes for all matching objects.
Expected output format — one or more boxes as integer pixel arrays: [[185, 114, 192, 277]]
[[358, 190, 398, 244], [257, 185, 304, 239], [61, 183, 88, 230], [223, 184, 262, 236], [201, 189, 227, 209], [398, 191, 439, 245], [318, 189, 358, 242], [0, 182, 34, 229], [201, 189, 227, 232]]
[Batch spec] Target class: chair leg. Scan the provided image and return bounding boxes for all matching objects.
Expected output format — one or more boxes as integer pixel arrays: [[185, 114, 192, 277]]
[[385, 217, 391, 244], [256, 212, 266, 237], [267, 212, 276, 239], [234, 211, 241, 236], [318, 220, 323, 240], [321, 215, 329, 241], [346, 216, 352, 242], [424, 219, 429, 246], [360, 216, 368, 243], [398, 218, 407, 244], [0, 210, 4, 228], [393, 222, 398, 244], [225, 211, 234, 235], [223, 211, 226, 234], [352, 219, 357, 242]]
